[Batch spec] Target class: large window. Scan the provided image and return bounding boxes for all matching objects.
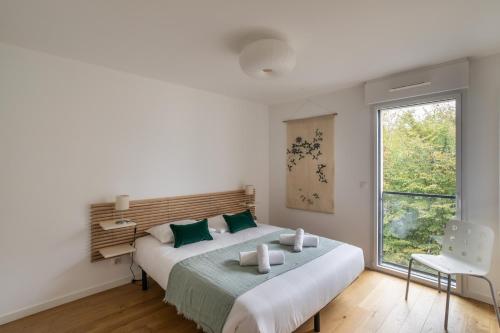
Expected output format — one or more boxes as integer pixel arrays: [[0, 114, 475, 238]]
[[377, 96, 460, 279]]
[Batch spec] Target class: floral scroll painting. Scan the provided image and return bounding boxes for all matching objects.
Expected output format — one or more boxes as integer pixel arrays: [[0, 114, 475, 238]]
[[286, 114, 335, 213]]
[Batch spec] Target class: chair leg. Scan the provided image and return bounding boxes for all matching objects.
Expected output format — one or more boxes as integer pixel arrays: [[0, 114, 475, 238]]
[[444, 274, 451, 330], [437, 271, 441, 293], [473, 275, 500, 327], [405, 258, 414, 301]]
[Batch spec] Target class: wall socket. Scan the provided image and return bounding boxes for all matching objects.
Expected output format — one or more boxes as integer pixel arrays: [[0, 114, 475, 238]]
[[114, 257, 122, 264]]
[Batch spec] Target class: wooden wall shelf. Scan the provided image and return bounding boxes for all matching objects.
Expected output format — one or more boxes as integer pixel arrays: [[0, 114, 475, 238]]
[[98, 244, 136, 259], [99, 220, 137, 230]]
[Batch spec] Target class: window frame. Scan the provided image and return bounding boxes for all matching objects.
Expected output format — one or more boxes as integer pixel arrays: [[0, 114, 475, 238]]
[[372, 91, 463, 293]]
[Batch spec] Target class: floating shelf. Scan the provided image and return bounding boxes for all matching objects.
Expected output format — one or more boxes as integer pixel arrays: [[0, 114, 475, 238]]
[[98, 244, 136, 259], [99, 220, 136, 230]]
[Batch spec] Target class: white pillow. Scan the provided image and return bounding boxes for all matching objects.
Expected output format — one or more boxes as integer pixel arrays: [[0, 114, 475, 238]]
[[146, 220, 216, 243], [207, 215, 228, 233]]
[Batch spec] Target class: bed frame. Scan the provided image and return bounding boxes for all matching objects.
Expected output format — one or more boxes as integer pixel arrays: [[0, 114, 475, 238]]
[[140, 268, 322, 332], [90, 188, 321, 332]]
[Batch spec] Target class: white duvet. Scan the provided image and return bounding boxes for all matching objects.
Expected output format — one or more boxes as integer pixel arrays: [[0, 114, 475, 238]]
[[134, 224, 364, 333]]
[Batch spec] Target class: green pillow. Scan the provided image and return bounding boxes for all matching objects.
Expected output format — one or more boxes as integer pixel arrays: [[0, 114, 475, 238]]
[[223, 210, 257, 233], [170, 219, 213, 248]]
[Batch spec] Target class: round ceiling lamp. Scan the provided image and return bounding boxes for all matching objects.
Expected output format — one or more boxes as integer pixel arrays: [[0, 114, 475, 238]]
[[239, 39, 296, 79]]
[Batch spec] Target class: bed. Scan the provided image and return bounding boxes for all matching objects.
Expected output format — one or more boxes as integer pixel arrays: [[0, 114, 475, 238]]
[[134, 223, 364, 333]]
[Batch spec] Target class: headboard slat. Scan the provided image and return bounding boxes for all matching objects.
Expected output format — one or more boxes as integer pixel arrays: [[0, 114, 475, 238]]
[[90, 189, 255, 262]]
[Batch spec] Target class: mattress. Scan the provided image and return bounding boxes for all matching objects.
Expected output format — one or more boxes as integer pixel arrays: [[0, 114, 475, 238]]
[[134, 224, 364, 333]]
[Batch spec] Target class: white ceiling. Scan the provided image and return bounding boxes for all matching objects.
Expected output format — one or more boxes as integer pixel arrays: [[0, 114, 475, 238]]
[[1, 1, 500, 105]]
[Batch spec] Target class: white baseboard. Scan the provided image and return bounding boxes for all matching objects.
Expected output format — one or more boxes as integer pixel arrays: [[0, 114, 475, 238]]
[[0, 276, 131, 326], [464, 290, 498, 306]]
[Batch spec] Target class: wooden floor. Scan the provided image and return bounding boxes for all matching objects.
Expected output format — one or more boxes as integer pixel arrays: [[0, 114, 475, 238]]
[[1, 270, 498, 333]]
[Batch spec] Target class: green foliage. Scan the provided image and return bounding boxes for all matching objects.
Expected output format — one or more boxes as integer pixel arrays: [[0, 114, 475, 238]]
[[381, 101, 457, 269]]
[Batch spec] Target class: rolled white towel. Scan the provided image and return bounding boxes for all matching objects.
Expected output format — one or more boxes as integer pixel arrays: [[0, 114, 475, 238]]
[[279, 234, 319, 247], [239, 250, 285, 266], [293, 228, 305, 252], [257, 244, 270, 274]]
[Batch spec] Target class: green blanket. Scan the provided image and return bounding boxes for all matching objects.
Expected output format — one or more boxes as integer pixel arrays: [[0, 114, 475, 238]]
[[164, 229, 342, 333]]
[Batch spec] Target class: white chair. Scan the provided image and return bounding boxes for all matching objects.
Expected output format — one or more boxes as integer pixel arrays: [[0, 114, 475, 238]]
[[405, 219, 500, 330]]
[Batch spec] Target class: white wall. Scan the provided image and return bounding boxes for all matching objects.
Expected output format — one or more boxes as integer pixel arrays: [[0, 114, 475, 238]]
[[269, 87, 373, 265], [0, 43, 269, 323], [269, 54, 500, 304], [462, 54, 500, 302]]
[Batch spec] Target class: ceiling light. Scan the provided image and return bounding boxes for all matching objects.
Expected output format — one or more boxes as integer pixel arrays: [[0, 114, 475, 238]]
[[239, 39, 296, 79]]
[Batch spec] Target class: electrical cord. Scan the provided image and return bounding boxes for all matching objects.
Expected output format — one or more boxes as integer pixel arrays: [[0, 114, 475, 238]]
[[130, 253, 141, 283], [129, 226, 141, 283]]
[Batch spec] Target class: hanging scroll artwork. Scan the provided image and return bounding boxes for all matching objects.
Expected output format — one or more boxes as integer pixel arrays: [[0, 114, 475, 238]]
[[286, 114, 335, 213]]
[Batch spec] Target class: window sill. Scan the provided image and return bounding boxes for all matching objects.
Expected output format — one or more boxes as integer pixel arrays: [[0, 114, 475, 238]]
[[373, 262, 457, 291]]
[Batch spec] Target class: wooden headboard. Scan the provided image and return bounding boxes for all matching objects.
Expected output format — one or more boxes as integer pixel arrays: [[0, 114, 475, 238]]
[[90, 189, 256, 262]]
